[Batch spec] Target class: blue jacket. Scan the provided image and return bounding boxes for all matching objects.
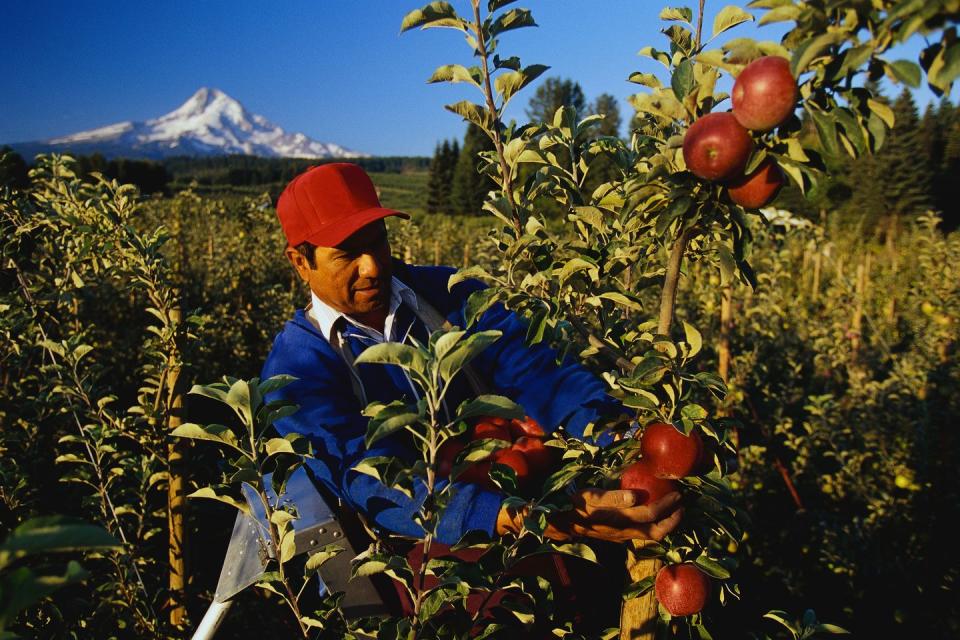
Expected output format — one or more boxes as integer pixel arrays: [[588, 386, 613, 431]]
[[261, 261, 620, 545]]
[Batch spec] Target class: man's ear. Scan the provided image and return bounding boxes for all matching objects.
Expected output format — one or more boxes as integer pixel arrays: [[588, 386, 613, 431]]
[[284, 246, 310, 281]]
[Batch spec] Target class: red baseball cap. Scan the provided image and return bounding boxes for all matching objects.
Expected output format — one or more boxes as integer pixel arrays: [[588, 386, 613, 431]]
[[276, 163, 409, 248]]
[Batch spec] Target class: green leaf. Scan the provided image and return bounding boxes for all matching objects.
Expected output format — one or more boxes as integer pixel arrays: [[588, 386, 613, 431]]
[[488, 0, 518, 12], [258, 374, 297, 397], [627, 72, 663, 88], [444, 100, 493, 130], [187, 486, 251, 516], [488, 8, 536, 37], [598, 291, 644, 312], [457, 395, 524, 422], [170, 423, 247, 457], [712, 6, 753, 38], [886, 59, 922, 87], [757, 5, 799, 26], [438, 330, 502, 383], [694, 555, 731, 578], [559, 257, 599, 284], [867, 98, 895, 128], [304, 544, 344, 573], [809, 109, 840, 159], [671, 58, 695, 100], [0, 517, 119, 561], [400, 2, 464, 32], [622, 575, 656, 600], [494, 64, 549, 104], [365, 403, 422, 447], [464, 288, 501, 328], [225, 378, 254, 425], [656, 196, 692, 236], [682, 321, 702, 358], [659, 7, 693, 23], [791, 32, 844, 75], [428, 64, 481, 88], [354, 342, 429, 380]]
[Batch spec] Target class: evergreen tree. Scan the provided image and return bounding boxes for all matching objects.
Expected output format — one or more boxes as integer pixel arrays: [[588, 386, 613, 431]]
[[426, 140, 460, 214], [526, 77, 587, 124], [932, 99, 959, 230], [450, 124, 495, 215], [589, 93, 623, 139], [427, 142, 445, 214], [0, 147, 29, 190], [846, 89, 930, 243]]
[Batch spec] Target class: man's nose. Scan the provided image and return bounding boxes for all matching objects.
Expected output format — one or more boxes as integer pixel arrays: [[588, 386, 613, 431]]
[[357, 251, 385, 279]]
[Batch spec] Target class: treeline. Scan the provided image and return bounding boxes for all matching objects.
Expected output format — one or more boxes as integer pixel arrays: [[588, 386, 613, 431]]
[[162, 154, 429, 190], [0, 148, 429, 197]]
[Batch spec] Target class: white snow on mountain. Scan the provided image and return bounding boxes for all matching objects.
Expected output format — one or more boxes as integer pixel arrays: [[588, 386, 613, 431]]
[[42, 88, 366, 159]]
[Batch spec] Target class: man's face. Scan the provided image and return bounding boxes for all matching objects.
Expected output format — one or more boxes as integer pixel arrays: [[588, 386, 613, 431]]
[[286, 220, 393, 323]]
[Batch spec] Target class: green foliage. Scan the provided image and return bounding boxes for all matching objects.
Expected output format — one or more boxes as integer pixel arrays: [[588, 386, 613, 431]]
[[0, 516, 119, 635]]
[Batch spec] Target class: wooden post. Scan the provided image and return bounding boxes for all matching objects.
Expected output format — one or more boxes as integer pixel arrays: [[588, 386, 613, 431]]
[[462, 242, 471, 268], [718, 285, 733, 386], [433, 238, 440, 266], [166, 306, 188, 627], [811, 250, 822, 302], [850, 256, 870, 362]]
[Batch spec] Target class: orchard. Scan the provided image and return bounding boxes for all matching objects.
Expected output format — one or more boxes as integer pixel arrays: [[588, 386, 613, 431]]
[[2, 1, 959, 639]]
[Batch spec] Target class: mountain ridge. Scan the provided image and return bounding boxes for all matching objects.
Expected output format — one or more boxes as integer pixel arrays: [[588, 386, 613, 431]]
[[9, 88, 367, 160]]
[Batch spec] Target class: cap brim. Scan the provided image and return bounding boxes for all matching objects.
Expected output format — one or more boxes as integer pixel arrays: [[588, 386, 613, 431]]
[[302, 207, 410, 248]]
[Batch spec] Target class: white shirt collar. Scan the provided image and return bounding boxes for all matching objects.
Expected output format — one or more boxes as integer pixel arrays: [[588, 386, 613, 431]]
[[307, 276, 419, 343]]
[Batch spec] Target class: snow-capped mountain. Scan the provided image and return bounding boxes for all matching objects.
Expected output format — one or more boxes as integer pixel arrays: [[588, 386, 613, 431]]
[[11, 88, 367, 159]]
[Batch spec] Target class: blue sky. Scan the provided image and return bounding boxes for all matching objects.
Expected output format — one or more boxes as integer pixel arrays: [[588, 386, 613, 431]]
[[1, 1, 954, 157]]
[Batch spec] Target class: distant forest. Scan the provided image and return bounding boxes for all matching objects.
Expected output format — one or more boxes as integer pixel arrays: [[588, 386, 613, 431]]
[[0, 151, 429, 199]]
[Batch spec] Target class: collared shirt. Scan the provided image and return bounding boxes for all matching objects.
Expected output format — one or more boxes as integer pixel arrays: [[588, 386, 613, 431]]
[[306, 276, 425, 405], [306, 276, 420, 344]]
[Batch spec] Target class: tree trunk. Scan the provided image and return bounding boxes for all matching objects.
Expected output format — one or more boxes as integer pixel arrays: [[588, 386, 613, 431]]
[[622, 227, 693, 639]]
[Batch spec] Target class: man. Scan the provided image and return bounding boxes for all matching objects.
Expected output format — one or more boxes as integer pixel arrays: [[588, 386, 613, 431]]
[[260, 162, 681, 621]]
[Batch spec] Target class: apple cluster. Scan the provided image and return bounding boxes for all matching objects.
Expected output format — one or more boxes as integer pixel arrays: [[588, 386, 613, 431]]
[[682, 56, 798, 209], [620, 422, 712, 616], [437, 415, 556, 493]]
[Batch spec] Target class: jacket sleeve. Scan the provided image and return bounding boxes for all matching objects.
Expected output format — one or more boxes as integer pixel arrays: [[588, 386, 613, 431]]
[[449, 280, 624, 443], [261, 328, 504, 546]]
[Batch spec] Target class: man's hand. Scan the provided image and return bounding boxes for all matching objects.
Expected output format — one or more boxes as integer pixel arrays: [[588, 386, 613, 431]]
[[496, 489, 683, 543]]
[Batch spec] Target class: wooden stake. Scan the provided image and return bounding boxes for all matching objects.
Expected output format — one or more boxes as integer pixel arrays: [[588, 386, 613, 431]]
[[462, 242, 471, 268], [166, 306, 188, 627], [433, 238, 440, 266], [811, 251, 821, 302]]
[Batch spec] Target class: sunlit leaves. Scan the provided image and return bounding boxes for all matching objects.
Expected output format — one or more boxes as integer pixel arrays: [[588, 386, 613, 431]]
[[400, 2, 465, 33], [712, 6, 753, 38]]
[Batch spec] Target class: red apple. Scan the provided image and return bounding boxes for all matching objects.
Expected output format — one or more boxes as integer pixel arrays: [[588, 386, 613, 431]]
[[472, 421, 512, 442], [618, 460, 679, 504], [491, 447, 530, 488], [731, 56, 798, 132], [511, 436, 555, 477], [508, 416, 545, 439], [640, 422, 704, 479], [654, 563, 710, 617], [682, 112, 754, 182], [484, 416, 509, 427], [726, 158, 785, 209]]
